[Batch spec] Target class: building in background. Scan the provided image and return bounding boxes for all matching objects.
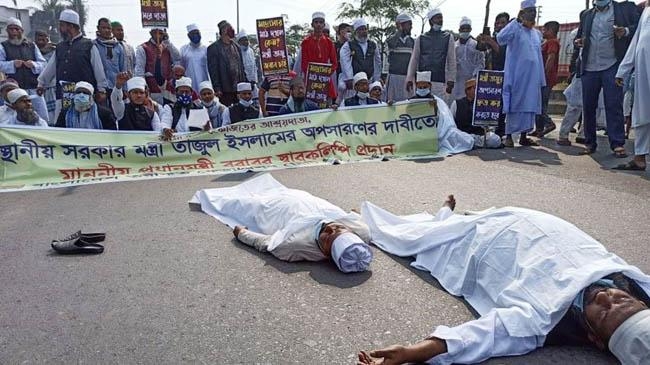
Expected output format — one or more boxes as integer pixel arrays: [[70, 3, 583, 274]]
[[0, 5, 32, 42]]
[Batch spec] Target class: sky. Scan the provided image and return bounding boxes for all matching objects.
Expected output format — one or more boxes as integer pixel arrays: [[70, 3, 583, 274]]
[[4, 0, 594, 45]]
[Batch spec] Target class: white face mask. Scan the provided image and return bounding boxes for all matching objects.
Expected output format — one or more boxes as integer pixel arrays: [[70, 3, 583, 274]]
[[357, 91, 369, 99], [416, 88, 430, 97], [459, 32, 471, 40], [432, 24, 443, 32], [239, 99, 252, 107]]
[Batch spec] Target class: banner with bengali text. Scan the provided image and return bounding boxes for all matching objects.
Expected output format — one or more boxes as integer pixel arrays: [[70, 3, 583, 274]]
[[0, 102, 439, 192], [256, 16, 290, 76]]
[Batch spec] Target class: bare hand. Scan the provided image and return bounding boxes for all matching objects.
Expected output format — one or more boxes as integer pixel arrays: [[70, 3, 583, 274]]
[[345, 79, 353, 90], [233, 225, 246, 239], [115, 71, 130, 88], [23, 60, 35, 69], [162, 128, 175, 141], [203, 121, 212, 131], [36, 86, 45, 96], [615, 77, 624, 87], [13, 60, 23, 68], [445, 81, 454, 94], [406, 80, 413, 93], [357, 345, 410, 365], [614, 26, 626, 38], [387, 100, 394, 106], [215, 90, 224, 98], [574, 38, 583, 48], [330, 104, 339, 111]]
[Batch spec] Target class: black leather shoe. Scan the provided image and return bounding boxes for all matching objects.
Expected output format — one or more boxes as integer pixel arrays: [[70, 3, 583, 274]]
[[80, 233, 106, 243], [51, 238, 104, 254]]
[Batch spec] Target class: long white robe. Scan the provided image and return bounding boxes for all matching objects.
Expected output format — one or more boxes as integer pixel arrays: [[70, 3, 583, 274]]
[[180, 42, 210, 91], [190, 174, 370, 262], [360, 202, 650, 365], [452, 38, 485, 100], [617, 7, 650, 129]]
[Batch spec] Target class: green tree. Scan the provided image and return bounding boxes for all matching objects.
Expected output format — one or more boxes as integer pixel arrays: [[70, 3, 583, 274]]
[[68, 0, 88, 35], [31, 0, 66, 41], [285, 23, 309, 55]]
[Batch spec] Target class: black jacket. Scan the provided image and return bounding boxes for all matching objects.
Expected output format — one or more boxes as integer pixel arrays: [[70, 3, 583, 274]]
[[576, 2, 640, 75], [207, 39, 247, 94], [55, 104, 117, 130]]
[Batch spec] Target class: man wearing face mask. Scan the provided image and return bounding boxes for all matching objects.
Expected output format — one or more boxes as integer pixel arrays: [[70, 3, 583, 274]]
[[160, 76, 208, 139], [134, 26, 181, 106], [236, 30, 260, 106], [180, 24, 209, 92], [0, 89, 48, 127], [339, 19, 382, 102], [496, 0, 545, 147], [197, 81, 225, 128], [278, 77, 319, 115], [93, 17, 125, 100], [55, 81, 116, 130], [207, 20, 247, 108], [452, 17, 485, 100], [37, 10, 108, 119], [406, 8, 456, 106], [221, 82, 262, 125], [574, 0, 640, 157], [385, 13, 414, 103], [340, 72, 380, 107]]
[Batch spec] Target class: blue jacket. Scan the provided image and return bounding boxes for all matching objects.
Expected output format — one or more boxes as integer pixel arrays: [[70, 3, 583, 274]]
[[278, 99, 320, 115]]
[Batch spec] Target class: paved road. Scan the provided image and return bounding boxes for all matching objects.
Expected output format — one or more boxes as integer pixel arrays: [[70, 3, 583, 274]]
[[1, 128, 648, 364]]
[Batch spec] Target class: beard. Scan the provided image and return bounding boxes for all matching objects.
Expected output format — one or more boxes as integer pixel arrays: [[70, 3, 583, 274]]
[[293, 96, 305, 103], [16, 108, 39, 125], [8, 36, 24, 45]]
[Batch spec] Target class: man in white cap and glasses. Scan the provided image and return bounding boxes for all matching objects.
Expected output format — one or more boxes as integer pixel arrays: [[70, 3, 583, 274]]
[[339, 72, 380, 107], [496, 0, 545, 148], [339, 18, 381, 102], [300, 12, 338, 105], [357, 197, 650, 365], [134, 26, 180, 106], [0, 17, 50, 124], [385, 13, 414, 103], [452, 17, 485, 100], [111, 74, 161, 131], [37, 9, 108, 121], [368, 81, 385, 104], [55, 81, 116, 130], [197, 80, 225, 128], [180, 24, 209, 92], [236, 30, 260, 106], [406, 8, 456, 106], [0, 88, 48, 127], [221, 82, 262, 125], [191, 174, 373, 273]]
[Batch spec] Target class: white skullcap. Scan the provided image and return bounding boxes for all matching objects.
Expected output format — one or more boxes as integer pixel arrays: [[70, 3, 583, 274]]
[[427, 8, 442, 20], [396, 13, 412, 23], [369, 81, 383, 91], [175, 77, 192, 89], [126, 77, 146, 92], [7, 88, 29, 104], [237, 82, 252, 92], [199, 81, 214, 92], [6, 17, 23, 29], [74, 81, 94, 94], [416, 71, 432, 83], [353, 18, 368, 31], [521, 0, 536, 9], [460, 16, 472, 27], [186, 23, 199, 33], [59, 9, 80, 26], [235, 29, 247, 40], [331, 232, 373, 273], [609, 310, 650, 365], [353, 72, 368, 85], [312, 11, 326, 20]]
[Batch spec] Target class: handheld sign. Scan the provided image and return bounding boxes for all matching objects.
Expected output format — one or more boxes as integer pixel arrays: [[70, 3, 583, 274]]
[[305, 62, 332, 109], [472, 70, 504, 127], [256, 17, 290, 76], [141, 0, 168, 28]]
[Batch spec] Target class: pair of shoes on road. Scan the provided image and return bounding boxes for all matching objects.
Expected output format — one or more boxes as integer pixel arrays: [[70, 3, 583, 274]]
[[556, 138, 572, 146], [613, 160, 647, 171], [51, 231, 106, 254], [531, 124, 557, 138], [613, 147, 628, 158]]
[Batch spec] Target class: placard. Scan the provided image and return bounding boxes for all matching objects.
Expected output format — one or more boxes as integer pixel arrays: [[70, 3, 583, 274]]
[[256, 17, 290, 76], [141, 0, 168, 28], [473, 70, 504, 127], [305, 62, 332, 109]]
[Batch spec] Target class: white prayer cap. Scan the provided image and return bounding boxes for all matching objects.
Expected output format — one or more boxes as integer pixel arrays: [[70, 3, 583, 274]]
[[59, 9, 80, 26], [199, 81, 214, 93], [353, 18, 368, 31], [427, 8, 442, 20], [237, 82, 252, 92], [186, 23, 199, 33], [235, 29, 247, 40], [353, 72, 368, 86], [175, 77, 193, 89], [149, 26, 165, 32], [312, 11, 326, 21], [521, 0, 536, 9], [609, 310, 650, 365], [395, 13, 412, 23], [7, 88, 29, 105], [126, 77, 146, 92], [416, 71, 432, 83], [369, 81, 383, 91], [74, 81, 94, 94], [460, 16, 472, 27], [6, 17, 23, 29], [331, 232, 373, 273]]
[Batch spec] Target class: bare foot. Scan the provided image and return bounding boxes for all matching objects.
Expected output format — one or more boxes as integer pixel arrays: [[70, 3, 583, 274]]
[[443, 194, 456, 211], [233, 225, 246, 239]]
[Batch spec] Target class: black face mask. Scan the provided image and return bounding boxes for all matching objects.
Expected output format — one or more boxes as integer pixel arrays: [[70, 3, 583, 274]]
[[520, 10, 536, 23], [293, 96, 305, 103]]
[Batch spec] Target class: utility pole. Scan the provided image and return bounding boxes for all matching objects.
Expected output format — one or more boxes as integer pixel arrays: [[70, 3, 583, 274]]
[[536, 6, 542, 25], [585, 0, 590, 9], [236, 0, 240, 32]]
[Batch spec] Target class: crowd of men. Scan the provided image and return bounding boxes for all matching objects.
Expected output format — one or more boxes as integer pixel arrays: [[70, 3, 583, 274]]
[[0, 0, 648, 168]]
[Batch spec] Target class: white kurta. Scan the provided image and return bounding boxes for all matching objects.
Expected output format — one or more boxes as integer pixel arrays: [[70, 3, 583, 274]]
[[360, 202, 650, 365], [617, 7, 650, 129], [180, 43, 210, 91], [452, 38, 485, 100], [191, 174, 370, 261]]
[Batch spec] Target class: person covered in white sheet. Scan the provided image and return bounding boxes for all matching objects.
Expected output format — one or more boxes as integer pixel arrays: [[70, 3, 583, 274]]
[[357, 197, 650, 365], [192, 174, 373, 273]]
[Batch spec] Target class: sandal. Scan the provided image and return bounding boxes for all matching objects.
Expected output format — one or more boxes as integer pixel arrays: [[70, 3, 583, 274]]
[[556, 139, 572, 146], [519, 138, 539, 146], [578, 147, 596, 155], [613, 160, 646, 171], [613, 147, 628, 158], [503, 139, 514, 148]]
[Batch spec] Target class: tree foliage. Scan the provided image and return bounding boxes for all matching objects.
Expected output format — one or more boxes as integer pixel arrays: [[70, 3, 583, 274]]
[[30, 0, 89, 41]]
